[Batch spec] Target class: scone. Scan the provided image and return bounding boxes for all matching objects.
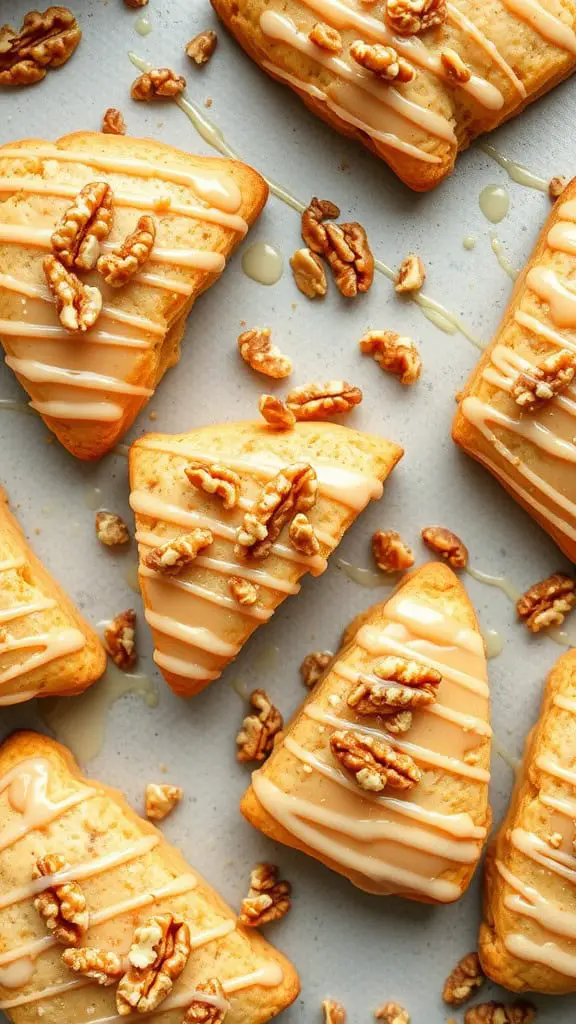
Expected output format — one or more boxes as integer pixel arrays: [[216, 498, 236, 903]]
[[0, 487, 105, 704], [0, 731, 299, 1023], [0, 132, 267, 459], [129, 420, 403, 697], [480, 650, 576, 994], [241, 562, 492, 902], [453, 177, 576, 562], [211, 0, 576, 191]]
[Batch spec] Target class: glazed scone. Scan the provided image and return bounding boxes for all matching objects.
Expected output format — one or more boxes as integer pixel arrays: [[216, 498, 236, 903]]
[[453, 176, 576, 562], [0, 132, 267, 459], [129, 420, 403, 697], [0, 732, 299, 1023], [211, 0, 576, 191], [0, 487, 105, 704], [241, 562, 492, 902]]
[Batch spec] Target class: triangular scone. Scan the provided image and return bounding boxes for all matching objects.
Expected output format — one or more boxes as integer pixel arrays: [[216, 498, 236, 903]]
[[130, 420, 403, 697], [0, 132, 268, 459], [0, 732, 299, 1023], [0, 488, 105, 704], [241, 562, 492, 903]]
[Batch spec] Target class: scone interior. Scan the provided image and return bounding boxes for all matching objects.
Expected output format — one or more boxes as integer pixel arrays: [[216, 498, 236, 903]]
[[241, 561, 492, 902], [0, 731, 299, 1023], [129, 419, 403, 698]]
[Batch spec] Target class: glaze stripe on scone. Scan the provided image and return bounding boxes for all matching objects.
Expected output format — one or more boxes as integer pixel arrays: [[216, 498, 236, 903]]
[[480, 651, 576, 994], [0, 488, 105, 704], [241, 562, 492, 902], [453, 176, 576, 562], [129, 420, 402, 697], [0, 132, 267, 459], [211, 0, 576, 191], [0, 732, 299, 1021]]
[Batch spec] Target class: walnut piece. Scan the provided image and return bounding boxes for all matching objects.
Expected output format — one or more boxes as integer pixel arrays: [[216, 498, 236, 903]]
[[290, 247, 328, 299], [116, 915, 191, 1015], [183, 979, 227, 1023], [549, 176, 567, 201], [348, 656, 441, 722], [516, 573, 576, 632], [239, 863, 292, 927], [375, 1003, 410, 1024], [323, 999, 347, 1024], [95, 511, 130, 547], [258, 394, 296, 430], [131, 67, 186, 100], [372, 530, 414, 572], [97, 214, 156, 288], [102, 107, 126, 134], [511, 349, 576, 411], [236, 689, 283, 763], [51, 181, 113, 271], [443, 953, 485, 1007], [104, 609, 137, 671], [43, 254, 102, 332], [547, 831, 563, 849], [300, 650, 333, 688], [301, 198, 374, 297], [61, 947, 124, 986], [238, 328, 293, 379], [186, 29, 218, 65], [228, 576, 259, 605], [350, 41, 415, 82], [441, 48, 471, 83], [360, 331, 421, 385], [301, 197, 340, 254], [184, 462, 240, 510], [309, 22, 343, 52], [286, 380, 362, 420], [395, 254, 426, 293], [145, 783, 183, 821], [421, 526, 469, 569], [33, 854, 89, 945], [124, 0, 149, 6], [0, 7, 81, 86], [143, 529, 213, 575], [330, 728, 422, 791], [235, 463, 317, 560], [464, 1002, 536, 1024], [385, 0, 447, 35], [289, 512, 320, 556]]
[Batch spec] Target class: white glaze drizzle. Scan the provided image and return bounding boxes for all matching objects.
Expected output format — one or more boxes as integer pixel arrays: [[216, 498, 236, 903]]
[[499, 0, 576, 54], [0, 759, 94, 854], [0, 628, 86, 688]]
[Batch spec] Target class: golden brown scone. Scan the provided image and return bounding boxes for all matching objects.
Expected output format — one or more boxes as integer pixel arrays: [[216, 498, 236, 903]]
[[0, 132, 268, 459], [130, 419, 403, 698], [241, 562, 492, 902], [0, 487, 105, 704], [453, 176, 576, 562], [0, 731, 299, 1023], [480, 650, 576, 994], [211, 0, 576, 191]]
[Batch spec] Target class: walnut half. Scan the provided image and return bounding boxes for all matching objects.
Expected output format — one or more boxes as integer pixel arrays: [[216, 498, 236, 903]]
[[186, 30, 218, 66], [372, 530, 414, 573], [385, 0, 447, 35], [236, 688, 283, 762], [184, 462, 240, 510], [131, 67, 186, 100], [350, 41, 415, 83], [286, 381, 363, 420], [116, 915, 191, 1015], [258, 395, 296, 430], [43, 254, 102, 332], [300, 650, 333, 688], [51, 181, 113, 271], [421, 526, 468, 569], [516, 573, 576, 632], [235, 463, 317, 560], [97, 214, 156, 288], [102, 107, 126, 135], [61, 947, 124, 986], [239, 863, 292, 927], [290, 247, 328, 299], [33, 854, 89, 946], [301, 198, 374, 297], [238, 328, 293, 379], [143, 530, 213, 576], [330, 729, 422, 792], [0, 7, 81, 86], [375, 1004, 410, 1024], [95, 511, 130, 547]]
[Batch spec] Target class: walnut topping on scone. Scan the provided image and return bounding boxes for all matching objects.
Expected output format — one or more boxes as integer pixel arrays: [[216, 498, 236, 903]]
[[0, 7, 81, 86], [97, 214, 156, 288], [258, 394, 296, 429], [131, 67, 186, 100], [385, 0, 446, 35], [290, 247, 328, 298], [516, 573, 576, 632], [102, 107, 126, 134], [145, 783, 183, 821], [440, 48, 471, 82], [549, 176, 567, 201], [43, 254, 102, 332], [421, 526, 469, 569], [375, 1003, 410, 1023], [323, 999, 347, 1023], [51, 181, 113, 271], [239, 863, 292, 927], [186, 29, 218, 65], [372, 530, 414, 572], [350, 41, 415, 82], [330, 729, 422, 792], [104, 609, 137, 670], [309, 22, 343, 52], [300, 650, 333, 687], [360, 331, 422, 384], [395, 253, 426, 293], [33, 854, 89, 945], [546, 831, 563, 849], [511, 349, 576, 411], [95, 511, 130, 547], [143, 530, 213, 575], [286, 380, 362, 420], [235, 463, 317, 560], [236, 688, 283, 762], [443, 953, 485, 1007], [228, 576, 259, 605], [348, 656, 441, 727], [61, 947, 125, 986], [238, 328, 293, 379], [464, 1002, 536, 1024], [184, 462, 240, 510], [116, 915, 191, 1015], [289, 512, 320, 555], [183, 979, 227, 1023]]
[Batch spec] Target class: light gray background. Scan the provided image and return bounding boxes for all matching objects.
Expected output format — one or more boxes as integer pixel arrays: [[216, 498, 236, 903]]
[[0, 0, 575, 1019]]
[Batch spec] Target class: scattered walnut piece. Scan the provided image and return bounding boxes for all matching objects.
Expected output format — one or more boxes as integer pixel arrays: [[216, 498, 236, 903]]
[[61, 947, 124, 986], [33, 854, 89, 946], [440, 48, 471, 83], [323, 999, 347, 1024], [124, 0, 148, 6], [228, 576, 259, 606], [236, 689, 283, 762], [421, 526, 468, 569], [300, 650, 333, 688], [238, 328, 293, 379], [350, 41, 415, 82], [516, 572, 576, 632], [511, 349, 576, 411], [360, 331, 421, 384], [464, 1001, 536, 1024], [289, 247, 328, 299], [186, 29, 218, 65], [97, 214, 156, 288], [258, 394, 296, 430], [330, 728, 422, 792], [116, 915, 191, 1015], [375, 1003, 410, 1024], [348, 656, 441, 725], [443, 953, 485, 1007], [51, 181, 113, 271], [372, 530, 414, 573], [143, 529, 213, 575], [289, 512, 320, 556], [184, 462, 240, 510], [286, 380, 362, 420], [302, 197, 340, 254], [104, 609, 137, 671], [549, 176, 567, 201], [145, 783, 183, 821], [301, 198, 374, 297], [183, 979, 227, 1023], [0, 7, 81, 86], [395, 254, 426, 293], [235, 463, 317, 560], [239, 863, 292, 927], [43, 254, 102, 332], [131, 67, 186, 100], [309, 22, 343, 52], [385, 0, 446, 35], [95, 511, 130, 547], [102, 107, 126, 134]]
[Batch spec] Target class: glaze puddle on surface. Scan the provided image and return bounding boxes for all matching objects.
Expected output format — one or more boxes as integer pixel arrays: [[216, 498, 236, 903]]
[[134, 16, 152, 36], [481, 627, 505, 659], [124, 560, 140, 594], [0, 399, 34, 416], [490, 231, 520, 280], [241, 242, 284, 285], [463, 236, 477, 250], [337, 558, 393, 589], [83, 486, 103, 511], [479, 184, 510, 224], [480, 143, 549, 192]]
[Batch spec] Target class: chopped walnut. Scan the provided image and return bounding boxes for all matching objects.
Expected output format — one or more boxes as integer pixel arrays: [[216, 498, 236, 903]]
[[183, 979, 227, 1023], [51, 181, 113, 271], [131, 67, 186, 100], [235, 463, 317, 560], [289, 512, 320, 556], [228, 576, 259, 606], [286, 380, 362, 420], [33, 854, 89, 946], [360, 331, 422, 385], [516, 573, 576, 632], [441, 48, 471, 83], [323, 1000, 347, 1024], [0, 7, 81, 86], [145, 783, 183, 821], [186, 29, 217, 65], [348, 656, 441, 723], [511, 349, 576, 411], [236, 689, 283, 763], [350, 41, 415, 82], [238, 328, 293, 379], [443, 953, 485, 1007], [309, 22, 342, 52], [464, 1002, 536, 1024], [95, 511, 130, 547], [258, 394, 296, 430], [43, 254, 102, 332], [395, 254, 426, 293], [549, 176, 567, 201], [290, 247, 328, 299], [104, 609, 137, 671], [375, 1003, 410, 1024], [102, 107, 126, 134], [184, 462, 240, 510], [97, 214, 156, 288], [324, 220, 374, 297], [124, 0, 148, 6], [116, 915, 191, 1015], [421, 526, 469, 569], [385, 0, 447, 35], [547, 831, 563, 849], [143, 529, 213, 575], [300, 650, 333, 688], [330, 729, 422, 791], [302, 197, 340, 254], [372, 530, 414, 573], [61, 947, 124, 986], [239, 863, 292, 927]]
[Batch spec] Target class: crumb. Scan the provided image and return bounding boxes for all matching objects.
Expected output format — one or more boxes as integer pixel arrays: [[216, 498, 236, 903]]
[[148, 410, 158, 421], [205, 97, 213, 107]]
